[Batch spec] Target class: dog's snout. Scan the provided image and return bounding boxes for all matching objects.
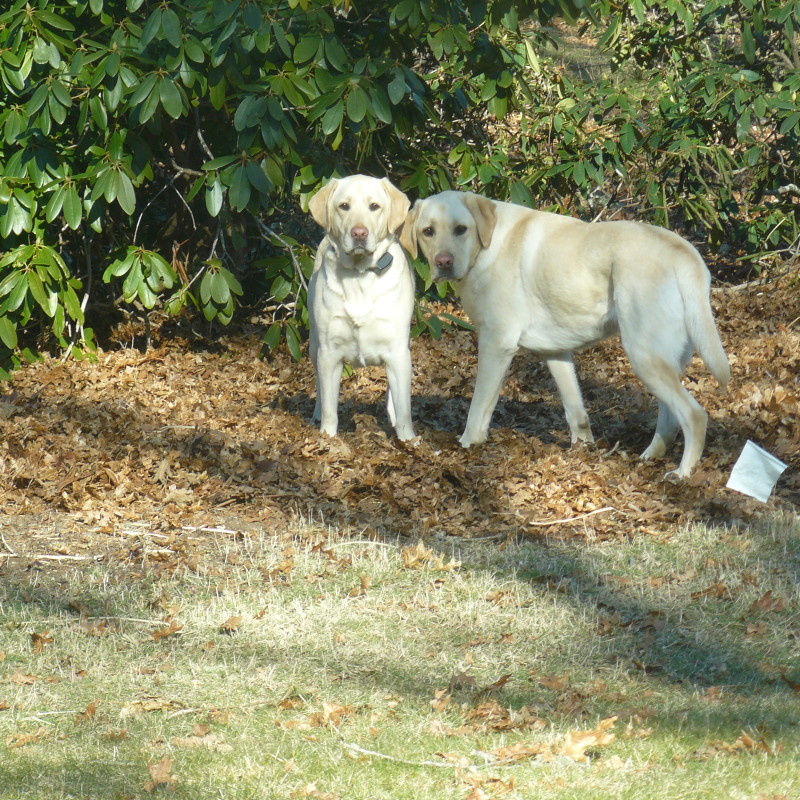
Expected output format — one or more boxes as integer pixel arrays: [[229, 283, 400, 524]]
[[351, 225, 369, 242], [435, 252, 454, 273]]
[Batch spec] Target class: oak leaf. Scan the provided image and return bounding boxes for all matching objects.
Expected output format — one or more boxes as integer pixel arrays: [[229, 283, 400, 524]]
[[151, 619, 183, 640], [75, 700, 99, 724], [31, 631, 54, 653], [144, 756, 176, 792], [6, 728, 49, 748], [218, 615, 243, 634], [560, 716, 618, 763]]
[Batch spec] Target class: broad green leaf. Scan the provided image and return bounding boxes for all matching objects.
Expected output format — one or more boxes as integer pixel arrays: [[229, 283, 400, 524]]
[[262, 322, 282, 352], [294, 34, 320, 63], [202, 155, 238, 171], [0, 270, 23, 298], [285, 322, 302, 361], [370, 88, 392, 124], [128, 73, 158, 107], [161, 7, 182, 47], [89, 95, 108, 129], [346, 85, 369, 123], [137, 279, 157, 308], [159, 77, 184, 118], [321, 100, 343, 135], [324, 37, 348, 71], [6, 274, 29, 312], [742, 21, 755, 64], [116, 172, 136, 215], [140, 8, 163, 46], [199, 271, 213, 305], [103, 250, 136, 281], [63, 186, 82, 229], [209, 270, 231, 304], [205, 176, 223, 216], [62, 287, 84, 323], [620, 123, 635, 154], [246, 160, 272, 195], [45, 186, 66, 222], [222, 269, 243, 296], [122, 262, 143, 300], [0, 316, 17, 350], [228, 165, 251, 210]]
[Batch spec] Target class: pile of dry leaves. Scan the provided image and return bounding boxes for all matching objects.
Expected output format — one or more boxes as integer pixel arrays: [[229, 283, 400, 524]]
[[0, 271, 797, 558]]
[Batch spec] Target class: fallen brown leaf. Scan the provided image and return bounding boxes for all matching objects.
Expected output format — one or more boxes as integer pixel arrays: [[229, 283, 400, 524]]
[[144, 755, 176, 792], [218, 615, 243, 634], [75, 700, 99, 724], [6, 728, 49, 748], [151, 619, 183, 640], [8, 672, 38, 685], [31, 631, 54, 654], [560, 716, 618, 763], [489, 740, 550, 763]]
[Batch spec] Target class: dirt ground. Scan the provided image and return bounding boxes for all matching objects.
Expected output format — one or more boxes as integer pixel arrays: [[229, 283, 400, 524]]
[[0, 271, 797, 567]]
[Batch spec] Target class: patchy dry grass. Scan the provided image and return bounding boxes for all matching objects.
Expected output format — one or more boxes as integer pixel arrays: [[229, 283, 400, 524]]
[[1, 510, 799, 799]]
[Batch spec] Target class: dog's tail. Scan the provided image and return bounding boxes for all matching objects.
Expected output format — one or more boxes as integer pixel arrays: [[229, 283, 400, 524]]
[[680, 249, 730, 390]]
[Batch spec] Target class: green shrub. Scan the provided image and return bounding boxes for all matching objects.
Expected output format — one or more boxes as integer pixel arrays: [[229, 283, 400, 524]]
[[0, 0, 796, 373]]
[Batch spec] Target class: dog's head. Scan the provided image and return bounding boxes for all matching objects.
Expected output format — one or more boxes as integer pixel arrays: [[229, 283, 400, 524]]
[[309, 175, 410, 260], [400, 191, 496, 282]]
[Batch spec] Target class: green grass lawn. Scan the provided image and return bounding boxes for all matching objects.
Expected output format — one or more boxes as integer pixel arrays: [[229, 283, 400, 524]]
[[1, 512, 799, 799]]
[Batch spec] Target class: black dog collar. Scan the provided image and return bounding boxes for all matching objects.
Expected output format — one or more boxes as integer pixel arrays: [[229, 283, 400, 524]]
[[368, 251, 393, 275]]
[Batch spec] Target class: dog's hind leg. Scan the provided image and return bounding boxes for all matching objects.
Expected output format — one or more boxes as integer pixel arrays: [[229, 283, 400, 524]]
[[628, 349, 707, 478], [641, 401, 678, 461]]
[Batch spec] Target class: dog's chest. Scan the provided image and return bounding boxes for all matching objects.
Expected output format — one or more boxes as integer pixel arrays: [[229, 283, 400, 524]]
[[328, 275, 403, 367]]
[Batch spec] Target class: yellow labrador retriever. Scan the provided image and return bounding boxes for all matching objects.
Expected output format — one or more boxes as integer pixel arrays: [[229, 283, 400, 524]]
[[400, 191, 730, 477], [308, 175, 416, 440]]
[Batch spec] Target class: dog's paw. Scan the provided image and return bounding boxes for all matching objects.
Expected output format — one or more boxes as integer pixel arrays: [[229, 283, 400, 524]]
[[661, 469, 685, 483]]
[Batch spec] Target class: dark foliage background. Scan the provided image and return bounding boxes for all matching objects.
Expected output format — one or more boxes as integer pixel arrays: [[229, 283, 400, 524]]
[[0, 0, 797, 374]]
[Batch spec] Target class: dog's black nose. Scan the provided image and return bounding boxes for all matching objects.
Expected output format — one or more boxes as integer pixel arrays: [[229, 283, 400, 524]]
[[351, 226, 368, 241]]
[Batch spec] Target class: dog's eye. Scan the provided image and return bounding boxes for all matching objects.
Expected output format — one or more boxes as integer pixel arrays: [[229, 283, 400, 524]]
[[369, 203, 380, 211], [339, 202, 350, 211], [422, 226, 434, 237], [454, 224, 467, 236]]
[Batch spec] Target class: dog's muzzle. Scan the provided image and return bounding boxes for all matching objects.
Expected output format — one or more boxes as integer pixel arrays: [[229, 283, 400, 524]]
[[433, 251, 455, 281]]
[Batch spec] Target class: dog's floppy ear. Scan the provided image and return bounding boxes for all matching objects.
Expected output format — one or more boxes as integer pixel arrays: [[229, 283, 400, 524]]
[[381, 177, 411, 235], [463, 192, 496, 250], [398, 200, 420, 260], [308, 179, 338, 229]]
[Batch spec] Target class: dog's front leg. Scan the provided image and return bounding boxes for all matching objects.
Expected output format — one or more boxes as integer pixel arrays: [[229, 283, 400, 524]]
[[460, 336, 516, 447], [545, 354, 594, 444], [315, 347, 344, 436], [385, 348, 415, 441]]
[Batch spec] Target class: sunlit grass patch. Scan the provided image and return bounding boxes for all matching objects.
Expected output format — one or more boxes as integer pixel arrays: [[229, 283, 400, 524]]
[[1, 512, 798, 799]]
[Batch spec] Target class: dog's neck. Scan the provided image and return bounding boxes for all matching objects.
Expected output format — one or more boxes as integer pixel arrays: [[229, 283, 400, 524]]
[[329, 241, 394, 275]]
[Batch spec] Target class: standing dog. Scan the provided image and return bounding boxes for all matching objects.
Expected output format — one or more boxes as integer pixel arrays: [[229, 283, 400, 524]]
[[308, 175, 416, 440], [400, 191, 730, 477]]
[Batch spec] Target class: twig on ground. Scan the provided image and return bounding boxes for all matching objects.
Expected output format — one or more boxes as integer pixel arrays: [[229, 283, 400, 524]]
[[341, 741, 474, 769], [601, 441, 620, 458], [515, 506, 619, 527], [0, 553, 104, 562], [1, 532, 18, 556], [326, 540, 397, 549], [342, 741, 549, 770]]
